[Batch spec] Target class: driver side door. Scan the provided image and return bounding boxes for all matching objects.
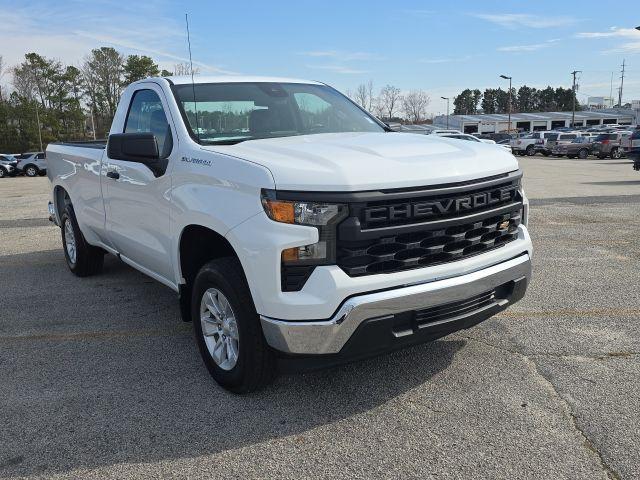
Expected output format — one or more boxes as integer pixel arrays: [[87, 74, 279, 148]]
[[102, 85, 176, 285]]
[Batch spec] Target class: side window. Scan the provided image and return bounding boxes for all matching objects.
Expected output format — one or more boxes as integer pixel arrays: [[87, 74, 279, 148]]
[[36, 153, 45, 159], [124, 89, 173, 158]]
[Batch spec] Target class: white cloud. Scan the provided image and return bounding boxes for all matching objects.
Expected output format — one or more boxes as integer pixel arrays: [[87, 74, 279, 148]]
[[498, 38, 560, 52], [0, 4, 235, 78], [305, 64, 369, 74], [575, 27, 640, 53], [300, 50, 382, 61], [472, 13, 578, 29], [420, 55, 476, 64]]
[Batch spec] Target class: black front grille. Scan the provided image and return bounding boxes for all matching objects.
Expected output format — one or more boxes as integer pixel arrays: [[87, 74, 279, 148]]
[[336, 176, 523, 277]]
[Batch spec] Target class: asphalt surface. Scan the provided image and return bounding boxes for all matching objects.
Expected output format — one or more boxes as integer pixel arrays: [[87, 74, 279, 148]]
[[1, 156, 639, 479]]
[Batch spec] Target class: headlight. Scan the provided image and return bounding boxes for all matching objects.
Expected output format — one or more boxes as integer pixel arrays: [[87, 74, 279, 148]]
[[261, 189, 348, 264]]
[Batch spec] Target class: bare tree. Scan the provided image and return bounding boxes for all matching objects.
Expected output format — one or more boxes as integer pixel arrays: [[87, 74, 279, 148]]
[[173, 62, 200, 76], [0, 56, 5, 101], [367, 80, 374, 111], [355, 84, 368, 109], [379, 84, 402, 120], [402, 90, 430, 123]]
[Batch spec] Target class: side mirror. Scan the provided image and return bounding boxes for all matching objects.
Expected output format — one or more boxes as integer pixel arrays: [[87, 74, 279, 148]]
[[108, 133, 159, 162], [107, 133, 167, 176]]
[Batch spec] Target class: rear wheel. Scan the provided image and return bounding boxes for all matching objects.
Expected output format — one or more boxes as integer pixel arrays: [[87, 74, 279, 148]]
[[192, 257, 276, 393], [578, 149, 589, 159], [525, 145, 535, 156], [610, 148, 622, 159], [24, 165, 38, 177], [0, 167, 6, 178], [60, 205, 104, 276]]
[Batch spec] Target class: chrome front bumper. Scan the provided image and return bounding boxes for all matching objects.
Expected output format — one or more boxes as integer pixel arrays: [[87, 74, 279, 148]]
[[260, 254, 532, 355]]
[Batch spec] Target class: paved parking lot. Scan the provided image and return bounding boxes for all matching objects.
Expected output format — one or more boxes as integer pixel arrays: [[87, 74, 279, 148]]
[[1, 156, 639, 479]]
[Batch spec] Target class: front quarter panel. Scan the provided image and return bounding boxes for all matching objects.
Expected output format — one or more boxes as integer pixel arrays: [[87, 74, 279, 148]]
[[170, 148, 276, 285]]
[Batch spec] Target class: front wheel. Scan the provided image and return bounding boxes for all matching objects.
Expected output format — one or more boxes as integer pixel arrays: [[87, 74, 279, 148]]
[[60, 205, 104, 276], [578, 149, 589, 159], [24, 165, 39, 177], [192, 257, 276, 393], [0, 168, 6, 178], [525, 145, 535, 156], [610, 148, 622, 159]]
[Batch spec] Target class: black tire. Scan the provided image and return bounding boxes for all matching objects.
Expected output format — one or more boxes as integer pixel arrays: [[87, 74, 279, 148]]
[[60, 205, 104, 277], [0, 167, 6, 179], [525, 145, 535, 156], [578, 149, 589, 159], [192, 257, 276, 393], [610, 148, 621, 159], [24, 165, 39, 177]]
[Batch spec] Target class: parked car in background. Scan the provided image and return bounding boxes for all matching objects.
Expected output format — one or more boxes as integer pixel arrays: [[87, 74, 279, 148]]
[[427, 129, 463, 135], [512, 131, 557, 156], [398, 124, 430, 134], [15, 152, 47, 176], [628, 129, 640, 171], [0, 154, 19, 178], [546, 132, 581, 154], [438, 133, 513, 153], [551, 137, 594, 159], [591, 132, 631, 159]]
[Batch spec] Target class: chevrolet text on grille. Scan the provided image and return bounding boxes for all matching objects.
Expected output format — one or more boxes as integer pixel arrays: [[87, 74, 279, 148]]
[[364, 185, 519, 224]]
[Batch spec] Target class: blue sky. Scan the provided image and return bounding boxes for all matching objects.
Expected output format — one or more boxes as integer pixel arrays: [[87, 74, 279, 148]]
[[2, 0, 639, 114]]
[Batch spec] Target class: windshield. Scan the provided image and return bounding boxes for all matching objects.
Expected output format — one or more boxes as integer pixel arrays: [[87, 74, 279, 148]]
[[595, 134, 616, 141], [172, 82, 385, 145]]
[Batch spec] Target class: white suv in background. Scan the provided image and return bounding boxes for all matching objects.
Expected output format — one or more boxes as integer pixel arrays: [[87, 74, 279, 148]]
[[16, 152, 47, 177]]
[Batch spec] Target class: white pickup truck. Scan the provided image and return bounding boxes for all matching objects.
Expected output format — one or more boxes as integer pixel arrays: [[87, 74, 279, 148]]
[[47, 76, 532, 392]]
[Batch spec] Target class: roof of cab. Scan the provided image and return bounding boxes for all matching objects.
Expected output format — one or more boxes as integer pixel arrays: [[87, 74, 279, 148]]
[[153, 75, 324, 86]]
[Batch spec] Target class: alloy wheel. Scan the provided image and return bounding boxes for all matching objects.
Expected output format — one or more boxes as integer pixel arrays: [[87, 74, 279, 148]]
[[63, 218, 77, 264], [200, 288, 239, 371]]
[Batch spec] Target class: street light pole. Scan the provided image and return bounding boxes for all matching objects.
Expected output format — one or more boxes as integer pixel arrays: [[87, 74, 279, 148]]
[[571, 70, 581, 128], [441, 97, 449, 128], [500, 75, 512, 134]]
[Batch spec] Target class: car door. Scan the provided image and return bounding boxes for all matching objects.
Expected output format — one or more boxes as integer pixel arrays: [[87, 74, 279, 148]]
[[102, 85, 176, 284]]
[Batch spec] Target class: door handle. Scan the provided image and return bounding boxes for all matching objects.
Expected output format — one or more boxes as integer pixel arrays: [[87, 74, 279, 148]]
[[106, 170, 120, 180]]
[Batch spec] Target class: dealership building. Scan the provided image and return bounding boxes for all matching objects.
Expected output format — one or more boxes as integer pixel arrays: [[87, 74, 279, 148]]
[[433, 108, 636, 134]]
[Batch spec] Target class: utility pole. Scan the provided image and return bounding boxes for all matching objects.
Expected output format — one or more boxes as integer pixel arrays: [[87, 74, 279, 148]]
[[500, 75, 512, 133], [441, 97, 450, 128], [618, 59, 626, 107], [571, 70, 581, 128], [34, 102, 43, 152]]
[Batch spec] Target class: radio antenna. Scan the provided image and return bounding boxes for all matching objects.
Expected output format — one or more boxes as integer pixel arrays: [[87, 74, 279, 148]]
[[185, 13, 200, 141]]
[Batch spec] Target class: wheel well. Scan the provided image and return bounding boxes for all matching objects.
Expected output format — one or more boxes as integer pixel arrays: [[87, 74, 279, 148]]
[[179, 225, 237, 286], [53, 186, 71, 219], [177, 225, 239, 322]]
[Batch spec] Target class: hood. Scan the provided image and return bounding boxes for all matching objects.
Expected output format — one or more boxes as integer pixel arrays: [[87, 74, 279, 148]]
[[203, 132, 519, 191]]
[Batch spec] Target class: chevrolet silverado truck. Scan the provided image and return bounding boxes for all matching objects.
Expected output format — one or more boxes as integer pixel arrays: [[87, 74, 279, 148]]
[[47, 76, 532, 393]]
